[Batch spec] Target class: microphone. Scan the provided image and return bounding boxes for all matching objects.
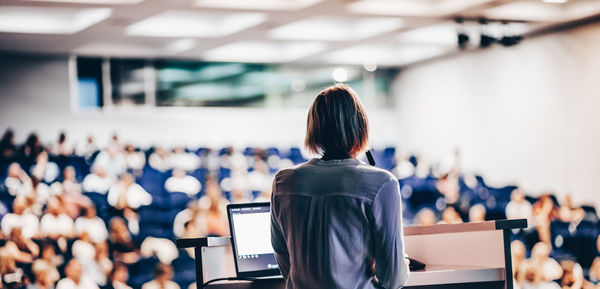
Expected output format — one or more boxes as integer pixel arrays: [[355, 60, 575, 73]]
[[366, 149, 376, 166]]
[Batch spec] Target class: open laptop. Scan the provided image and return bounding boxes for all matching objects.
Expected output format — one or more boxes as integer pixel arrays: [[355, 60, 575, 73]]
[[227, 202, 283, 279]]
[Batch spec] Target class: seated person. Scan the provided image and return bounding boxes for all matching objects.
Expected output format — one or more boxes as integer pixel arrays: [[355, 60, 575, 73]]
[[557, 194, 585, 225], [532, 195, 556, 247], [1, 197, 39, 239], [39, 242, 63, 280], [516, 261, 560, 289], [75, 205, 109, 244], [4, 162, 34, 197], [392, 151, 415, 179], [469, 204, 487, 222], [559, 260, 584, 289], [102, 263, 132, 289], [9, 227, 39, 261], [169, 147, 199, 172], [436, 173, 460, 205], [108, 218, 139, 265], [506, 188, 533, 221], [40, 196, 74, 240], [0, 245, 26, 289], [247, 161, 272, 193], [588, 257, 600, 286], [94, 148, 127, 179], [141, 264, 179, 289], [28, 259, 60, 289], [31, 151, 60, 184], [523, 242, 563, 282], [230, 188, 251, 204], [196, 177, 229, 236], [148, 146, 172, 172], [414, 208, 436, 226], [56, 259, 99, 289], [51, 132, 74, 157], [438, 206, 463, 224], [73, 232, 112, 286], [62, 166, 82, 196], [124, 144, 145, 172], [83, 165, 116, 194], [164, 169, 201, 197], [511, 240, 526, 280], [107, 173, 152, 212], [0, 129, 17, 160]]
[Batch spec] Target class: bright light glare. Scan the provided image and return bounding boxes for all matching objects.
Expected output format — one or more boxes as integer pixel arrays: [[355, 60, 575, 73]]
[[326, 44, 450, 66], [203, 41, 327, 63], [194, 0, 322, 10], [332, 68, 348, 82], [269, 17, 404, 41], [126, 11, 266, 38], [20, 0, 144, 4], [542, 0, 567, 3], [165, 39, 197, 54], [363, 60, 377, 72], [0, 6, 111, 34]]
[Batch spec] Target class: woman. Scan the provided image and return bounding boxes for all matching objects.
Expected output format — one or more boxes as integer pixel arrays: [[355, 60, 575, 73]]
[[270, 84, 410, 289]]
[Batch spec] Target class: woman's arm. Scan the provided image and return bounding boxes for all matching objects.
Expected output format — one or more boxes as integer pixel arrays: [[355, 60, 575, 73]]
[[370, 178, 410, 289]]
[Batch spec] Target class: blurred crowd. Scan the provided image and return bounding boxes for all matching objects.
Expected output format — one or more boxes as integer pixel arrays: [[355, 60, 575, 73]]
[[0, 129, 599, 289]]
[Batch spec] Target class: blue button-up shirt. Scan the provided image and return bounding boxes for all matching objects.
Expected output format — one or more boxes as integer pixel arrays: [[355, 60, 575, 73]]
[[271, 158, 410, 289]]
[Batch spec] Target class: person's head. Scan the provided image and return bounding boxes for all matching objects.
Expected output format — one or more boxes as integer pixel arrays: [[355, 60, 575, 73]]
[[8, 162, 22, 178], [0, 129, 14, 144], [65, 259, 82, 283], [468, 204, 486, 222], [441, 206, 462, 224], [109, 217, 130, 242], [154, 264, 173, 283], [58, 132, 66, 144], [511, 188, 525, 202], [83, 205, 97, 218], [36, 151, 49, 164], [305, 84, 368, 158], [40, 242, 56, 261], [415, 208, 436, 226], [120, 173, 134, 186], [511, 240, 525, 261], [63, 166, 76, 181], [531, 242, 550, 262], [46, 196, 62, 216], [110, 262, 129, 283], [92, 164, 107, 178], [32, 259, 56, 286], [173, 169, 186, 178], [12, 197, 27, 215]]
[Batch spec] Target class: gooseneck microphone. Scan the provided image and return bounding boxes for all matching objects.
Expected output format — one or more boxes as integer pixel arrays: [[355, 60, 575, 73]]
[[366, 149, 376, 166]]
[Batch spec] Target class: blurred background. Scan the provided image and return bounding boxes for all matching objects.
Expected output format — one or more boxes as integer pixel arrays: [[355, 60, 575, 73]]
[[1, 0, 600, 289]]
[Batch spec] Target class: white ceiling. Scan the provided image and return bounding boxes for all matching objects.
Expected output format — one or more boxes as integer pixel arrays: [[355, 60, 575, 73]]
[[0, 0, 599, 67]]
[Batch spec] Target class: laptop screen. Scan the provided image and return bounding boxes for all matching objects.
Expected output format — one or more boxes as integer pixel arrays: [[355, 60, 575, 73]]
[[227, 202, 281, 278]]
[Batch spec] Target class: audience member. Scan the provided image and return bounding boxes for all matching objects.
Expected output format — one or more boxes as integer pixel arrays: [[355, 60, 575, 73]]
[[414, 208, 436, 226], [27, 259, 59, 289], [169, 147, 199, 172], [4, 163, 34, 197], [557, 194, 585, 225], [1, 197, 39, 239], [532, 195, 557, 247], [560, 260, 584, 289], [31, 151, 60, 184], [79, 136, 98, 158], [51, 132, 74, 157], [0, 245, 26, 289], [56, 259, 99, 289], [512, 240, 526, 281], [108, 218, 139, 265], [40, 196, 74, 240], [164, 169, 201, 197], [0, 129, 17, 160], [20, 133, 44, 162], [83, 165, 116, 194], [141, 264, 179, 289], [123, 144, 145, 172], [148, 147, 172, 172], [102, 263, 132, 289], [469, 204, 487, 222], [506, 188, 533, 222], [75, 206, 109, 244], [61, 166, 82, 196], [525, 242, 563, 282], [94, 149, 126, 179], [9, 227, 40, 260], [438, 206, 463, 224]]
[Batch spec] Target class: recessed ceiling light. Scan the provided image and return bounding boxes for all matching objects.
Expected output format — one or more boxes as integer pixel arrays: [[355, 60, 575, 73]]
[[325, 44, 451, 66], [347, 0, 493, 17], [164, 39, 196, 54], [484, 1, 600, 22], [74, 42, 159, 57], [269, 17, 403, 41], [194, 0, 322, 10], [20, 0, 144, 4], [203, 41, 327, 63], [0, 6, 111, 34], [398, 22, 459, 46], [126, 11, 266, 38]]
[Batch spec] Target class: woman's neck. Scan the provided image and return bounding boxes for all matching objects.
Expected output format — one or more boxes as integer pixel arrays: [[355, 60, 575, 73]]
[[321, 152, 353, 160]]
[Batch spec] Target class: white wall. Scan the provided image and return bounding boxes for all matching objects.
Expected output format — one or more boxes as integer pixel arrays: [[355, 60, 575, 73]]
[[394, 22, 600, 206], [0, 53, 400, 152]]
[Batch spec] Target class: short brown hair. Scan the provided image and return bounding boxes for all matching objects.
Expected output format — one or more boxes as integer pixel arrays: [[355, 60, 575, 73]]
[[305, 84, 369, 157]]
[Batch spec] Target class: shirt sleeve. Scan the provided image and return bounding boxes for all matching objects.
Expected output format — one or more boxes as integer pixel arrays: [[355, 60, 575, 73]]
[[270, 180, 290, 280], [370, 178, 410, 289]]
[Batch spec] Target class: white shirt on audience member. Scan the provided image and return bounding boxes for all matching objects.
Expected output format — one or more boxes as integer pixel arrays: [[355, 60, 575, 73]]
[[56, 277, 99, 289], [506, 200, 533, 220], [169, 152, 200, 172], [142, 280, 179, 289], [165, 176, 201, 197], [74, 217, 108, 243], [107, 183, 152, 209], [40, 213, 74, 237], [1, 212, 39, 238], [82, 174, 115, 194]]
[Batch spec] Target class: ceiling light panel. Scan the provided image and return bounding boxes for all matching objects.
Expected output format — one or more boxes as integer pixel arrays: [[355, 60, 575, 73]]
[[20, 0, 144, 4], [484, 1, 600, 22], [0, 6, 111, 34], [194, 0, 322, 10], [325, 44, 451, 66], [74, 42, 159, 57], [346, 0, 493, 17], [203, 41, 327, 63], [126, 11, 266, 38], [398, 22, 459, 46], [269, 16, 403, 41]]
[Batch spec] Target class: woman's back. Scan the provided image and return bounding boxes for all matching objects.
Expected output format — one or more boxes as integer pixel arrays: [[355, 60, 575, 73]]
[[271, 158, 409, 289]]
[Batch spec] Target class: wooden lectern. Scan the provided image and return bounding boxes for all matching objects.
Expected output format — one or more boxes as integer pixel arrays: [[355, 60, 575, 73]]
[[176, 219, 526, 289]]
